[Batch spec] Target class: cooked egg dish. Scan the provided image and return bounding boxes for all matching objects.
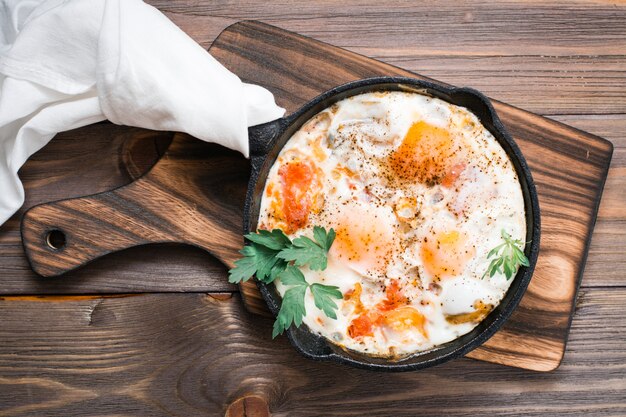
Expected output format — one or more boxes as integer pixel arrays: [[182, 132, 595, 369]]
[[258, 91, 526, 357]]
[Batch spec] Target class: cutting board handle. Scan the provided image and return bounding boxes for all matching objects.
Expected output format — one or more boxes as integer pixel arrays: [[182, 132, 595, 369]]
[[20, 133, 251, 277]]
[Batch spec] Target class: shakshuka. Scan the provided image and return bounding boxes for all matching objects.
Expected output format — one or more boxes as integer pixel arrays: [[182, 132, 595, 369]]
[[258, 91, 526, 357]]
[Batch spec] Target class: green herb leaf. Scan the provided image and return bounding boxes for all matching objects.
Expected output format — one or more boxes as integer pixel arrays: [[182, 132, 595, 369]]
[[487, 243, 505, 259], [513, 246, 530, 267], [278, 235, 328, 271], [230, 226, 341, 337], [278, 265, 308, 287], [228, 230, 291, 284], [272, 284, 308, 338], [313, 226, 336, 252], [503, 259, 513, 279], [244, 229, 291, 250], [266, 258, 289, 284], [482, 229, 530, 280], [227, 249, 258, 283], [255, 245, 289, 283], [310, 283, 343, 320]]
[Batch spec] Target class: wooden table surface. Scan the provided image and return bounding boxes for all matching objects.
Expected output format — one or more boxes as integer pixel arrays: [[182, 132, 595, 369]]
[[0, 1, 624, 416]]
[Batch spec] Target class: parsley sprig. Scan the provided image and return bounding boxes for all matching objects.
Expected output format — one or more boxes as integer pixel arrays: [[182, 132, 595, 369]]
[[482, 229, 530, 280], [228, 226, 341, 338]]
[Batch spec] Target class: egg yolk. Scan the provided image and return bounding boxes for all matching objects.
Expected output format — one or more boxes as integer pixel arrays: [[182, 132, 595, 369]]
[[348, 314, 374, 339], [278, 159, 321, 233], [388, 121, 455, 185], [330, 202, 396, 275], [381, 306, 428, 338], [421, 230, 474, 279]]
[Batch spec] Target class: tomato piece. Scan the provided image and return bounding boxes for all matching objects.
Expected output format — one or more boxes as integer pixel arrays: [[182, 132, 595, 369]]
[[347, 281, 428, 341], [379, 279, 407, 311], [278, 160, 318, 233], [348, 314, 374, 338]]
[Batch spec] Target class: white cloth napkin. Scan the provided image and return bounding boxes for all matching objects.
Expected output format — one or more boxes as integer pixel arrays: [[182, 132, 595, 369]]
[[0, 0, 285, 226]]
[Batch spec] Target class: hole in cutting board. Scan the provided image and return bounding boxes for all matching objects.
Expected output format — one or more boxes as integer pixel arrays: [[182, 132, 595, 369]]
[[46, 230, 66, 250]]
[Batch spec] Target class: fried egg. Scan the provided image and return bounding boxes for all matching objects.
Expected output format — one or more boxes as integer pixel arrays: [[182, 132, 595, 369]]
[[259, 91, 526, 358]]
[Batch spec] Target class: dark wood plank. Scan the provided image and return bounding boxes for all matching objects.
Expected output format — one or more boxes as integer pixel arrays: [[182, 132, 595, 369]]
[[374, 55, 626, 116], [0, 290, 623, 417], [0, 244, 235, 294], [153, 0, 626, 115], [152, 0, 626, 56]]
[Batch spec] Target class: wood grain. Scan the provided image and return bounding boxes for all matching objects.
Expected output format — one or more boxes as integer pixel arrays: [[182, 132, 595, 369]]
[[0, 290, 624, 417], [21, 134, 248, 276], [0, 0, 623, 415], [17, 21, 614, 372], [211, 21, 613, 371], [0, 126, 235, 294], [217, 19, 624, 363], [1, 0, 623, 293], [153, 0, 626, 55], [553, 115, 626, 288], [153, 0, 626, 116]]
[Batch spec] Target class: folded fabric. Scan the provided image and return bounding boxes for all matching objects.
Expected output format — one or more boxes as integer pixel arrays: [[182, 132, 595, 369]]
[[0, 0, 285, 226]]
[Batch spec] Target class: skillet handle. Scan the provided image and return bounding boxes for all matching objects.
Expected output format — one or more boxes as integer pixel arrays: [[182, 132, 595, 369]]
[[248, 117, 287, 157], [21, 133, 249, 277]]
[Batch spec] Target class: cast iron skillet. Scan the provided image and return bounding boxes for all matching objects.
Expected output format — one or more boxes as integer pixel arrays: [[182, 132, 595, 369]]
[[243, 76, 541, 371]]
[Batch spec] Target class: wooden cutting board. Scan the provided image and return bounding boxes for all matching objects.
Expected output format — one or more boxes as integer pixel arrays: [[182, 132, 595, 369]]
[[21, 21, 613, 372]]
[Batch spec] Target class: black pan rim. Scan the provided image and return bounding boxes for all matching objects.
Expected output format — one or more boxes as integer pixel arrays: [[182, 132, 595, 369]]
[[243, 76, 541, 372]]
